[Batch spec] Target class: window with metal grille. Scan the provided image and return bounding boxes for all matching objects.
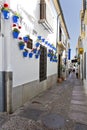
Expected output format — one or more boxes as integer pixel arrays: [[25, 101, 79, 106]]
[[40, 45, 47, 82], [27, 38, 33, 49]]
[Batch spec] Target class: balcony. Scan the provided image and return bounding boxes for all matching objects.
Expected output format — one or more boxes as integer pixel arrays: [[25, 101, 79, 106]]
[[38, 19, 53, 33], [38, 0, 53, 33]]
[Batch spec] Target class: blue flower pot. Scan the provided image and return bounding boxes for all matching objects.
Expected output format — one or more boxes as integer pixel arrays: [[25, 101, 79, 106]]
[[35, 55, 39, 59], [54, 56, 57, 59], [48, 53, 51, 57], [38, 36, 41, 40], [33, 49, 37, 54], [35, 42, 40, 47], [13, 31, 19, 39], [23, 36, 29, 42], [50, 57, 53, 62], [42, 38, 45, 42], [48, 43, 50, 47], [55, 59, 57, 62], [29, 53, 33, 58], [45, 41, 48, 45], [23, 51, 28, 57], [2, 10, 10, 19], [19, 45, 25, 50], [12, 15, 19, 23]]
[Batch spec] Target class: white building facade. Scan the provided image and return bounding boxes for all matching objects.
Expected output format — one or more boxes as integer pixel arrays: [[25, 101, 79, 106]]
[[0, 0, 69, 112]]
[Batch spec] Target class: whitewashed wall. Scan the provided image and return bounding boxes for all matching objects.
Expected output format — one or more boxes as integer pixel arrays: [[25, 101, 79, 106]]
[[83, 26, 87, 92], [10, 0, 57, 87]]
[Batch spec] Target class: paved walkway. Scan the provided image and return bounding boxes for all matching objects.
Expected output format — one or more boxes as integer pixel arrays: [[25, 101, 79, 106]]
[[0, 72, 87, 130]]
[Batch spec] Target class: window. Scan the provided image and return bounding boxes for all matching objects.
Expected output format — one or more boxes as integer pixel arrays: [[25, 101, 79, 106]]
[[27, 38, 33, 49], [40, 0, 46, 19], [39, 0, 53, 33], [40, 45, 47, 82]]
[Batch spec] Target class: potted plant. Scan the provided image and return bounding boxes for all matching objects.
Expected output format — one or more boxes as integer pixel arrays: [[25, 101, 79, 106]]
[[18, 41, 25, 50], [42, 38, 45, 42], [33, 48, 37, 54], [23, 49, 28, 57], [12, 28, 20, 39], [12, 12, 20, 23], [29, 52, 33, 58], [35, 42, 40, 48], [1, 3, 10, 19], [38, 36, 41, 40], [35, 54, 39, 59], [23, 35, 30, 43], [45, 41, 48, 45]]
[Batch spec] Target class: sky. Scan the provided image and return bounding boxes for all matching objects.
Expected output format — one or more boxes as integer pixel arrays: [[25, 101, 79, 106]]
[[59, 0, 82, 59]]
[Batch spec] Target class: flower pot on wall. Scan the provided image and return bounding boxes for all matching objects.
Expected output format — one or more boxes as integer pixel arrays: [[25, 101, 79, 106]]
[[35, 55, 39, 59], [50, 57, 53, 62], [2, 10, 10, 19], [29, 53, 33, 58], [35, 42, 40, 47], [23, 51, 28, 57], [42, 38, 45, 42], [33, 49, 37, 54], [12, 31, 19, 39], [12, 15, 19, 23], [38, 36, 41, 40], [48, 53, 51, 57], [23, 36, 29, 43], [19, 44, 25, 50]]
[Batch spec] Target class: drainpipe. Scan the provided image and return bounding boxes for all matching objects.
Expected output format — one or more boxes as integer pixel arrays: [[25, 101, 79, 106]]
[[1, 0, 12, 113]]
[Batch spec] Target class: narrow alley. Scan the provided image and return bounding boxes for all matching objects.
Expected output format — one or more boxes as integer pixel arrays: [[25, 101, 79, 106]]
[[0, 73, 87, 130]]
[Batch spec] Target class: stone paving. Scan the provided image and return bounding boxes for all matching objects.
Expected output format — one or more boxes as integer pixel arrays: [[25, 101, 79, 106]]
[[0, 72, 87, 129]]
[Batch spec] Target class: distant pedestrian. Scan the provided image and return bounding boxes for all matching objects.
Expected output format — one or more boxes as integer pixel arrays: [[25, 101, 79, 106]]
[[75, 68, 78, 78]]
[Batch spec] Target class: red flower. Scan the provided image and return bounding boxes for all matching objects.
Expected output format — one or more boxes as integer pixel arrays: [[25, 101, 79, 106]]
[[18, 26, 21, 29], [18, 37, 22, 40], [13, 24, 16, 27], [4, 3, 9, 8]]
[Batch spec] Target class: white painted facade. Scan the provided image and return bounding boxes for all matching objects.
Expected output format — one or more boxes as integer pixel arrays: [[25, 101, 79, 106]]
[[82, 27, 87, 93], [0, 0, 69, 112], [2, 0, 57, 87]]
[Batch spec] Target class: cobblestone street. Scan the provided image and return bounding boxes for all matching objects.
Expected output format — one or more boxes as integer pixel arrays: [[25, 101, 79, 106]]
[[0, 73, 87, 130]]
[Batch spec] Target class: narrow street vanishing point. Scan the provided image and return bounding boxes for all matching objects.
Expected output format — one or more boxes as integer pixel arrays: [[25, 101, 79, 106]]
[[0, 73, 87, 130]]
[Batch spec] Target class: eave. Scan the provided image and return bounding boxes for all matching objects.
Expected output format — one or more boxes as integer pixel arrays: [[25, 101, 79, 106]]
[[53, 0, 70, 40]]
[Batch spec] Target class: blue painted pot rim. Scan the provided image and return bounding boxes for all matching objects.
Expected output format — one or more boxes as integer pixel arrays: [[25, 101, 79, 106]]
[[2, 10, 10, 19], [13, 31, 19, 39]]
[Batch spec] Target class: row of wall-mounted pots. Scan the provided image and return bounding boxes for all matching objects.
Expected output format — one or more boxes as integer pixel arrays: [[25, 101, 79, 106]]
[[23, 51, 39, 59], [1, 3, 57, 62]]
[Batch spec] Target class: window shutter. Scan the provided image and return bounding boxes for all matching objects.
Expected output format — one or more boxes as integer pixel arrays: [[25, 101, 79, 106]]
[[27, 39, 33, 49], [40, 0, 46, 19]]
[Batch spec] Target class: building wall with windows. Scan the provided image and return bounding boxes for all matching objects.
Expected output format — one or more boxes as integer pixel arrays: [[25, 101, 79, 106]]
[[0, 0, 69, 112], [79, 0, 87, 93], [9, 0, 58, 111]]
